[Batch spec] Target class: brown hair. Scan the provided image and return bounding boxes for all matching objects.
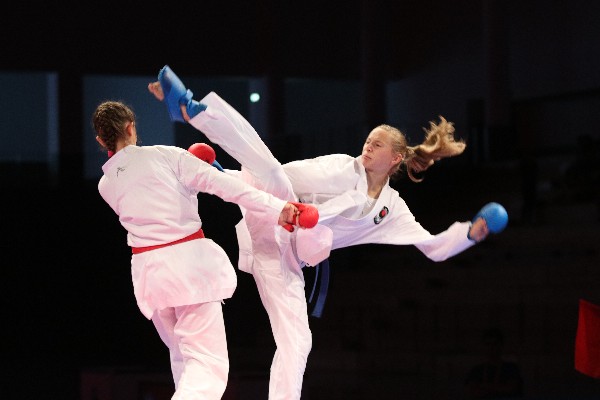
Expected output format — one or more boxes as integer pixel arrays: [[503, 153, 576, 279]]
[[382, 116, 466, 182], [92, 101, 136, 153]]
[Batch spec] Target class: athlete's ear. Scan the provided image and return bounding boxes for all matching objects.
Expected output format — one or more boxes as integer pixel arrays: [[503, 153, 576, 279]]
[[126, 121, 135, 136], [96, 136, 107, 148]]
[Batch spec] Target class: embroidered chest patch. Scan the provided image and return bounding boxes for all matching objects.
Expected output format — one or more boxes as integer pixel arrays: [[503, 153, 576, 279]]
[[374, 206, 389, 225]]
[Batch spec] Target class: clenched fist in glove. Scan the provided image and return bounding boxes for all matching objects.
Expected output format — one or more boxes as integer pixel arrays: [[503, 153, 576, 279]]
[[468, 202, 508, 242]]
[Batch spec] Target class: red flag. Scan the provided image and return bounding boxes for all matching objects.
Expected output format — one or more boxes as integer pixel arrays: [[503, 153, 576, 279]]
[[575, 298, 600, 378]]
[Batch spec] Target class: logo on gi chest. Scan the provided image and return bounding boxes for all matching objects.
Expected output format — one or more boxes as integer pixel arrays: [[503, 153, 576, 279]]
[[374, 206, 389, 225]]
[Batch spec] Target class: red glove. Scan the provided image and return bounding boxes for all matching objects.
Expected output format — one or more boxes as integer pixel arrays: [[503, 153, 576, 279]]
[[188, 142, 216, 164], [283, 202, 319, 232], [188, 142, 224, 171]]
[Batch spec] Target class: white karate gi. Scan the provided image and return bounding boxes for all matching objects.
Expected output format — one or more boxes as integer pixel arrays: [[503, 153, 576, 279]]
[[283, 154, 476, 260], [98, 144, 286, 400], [188, 92, 476, 400]]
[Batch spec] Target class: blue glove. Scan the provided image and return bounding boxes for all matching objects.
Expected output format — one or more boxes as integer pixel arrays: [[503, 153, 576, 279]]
[[473, 202, 508, 233]]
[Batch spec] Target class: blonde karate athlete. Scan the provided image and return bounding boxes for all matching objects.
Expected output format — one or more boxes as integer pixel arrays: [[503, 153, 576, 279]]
[[148, 65, 508, 400], [149, 66, 318, 400], [92, 100, 311, 400]]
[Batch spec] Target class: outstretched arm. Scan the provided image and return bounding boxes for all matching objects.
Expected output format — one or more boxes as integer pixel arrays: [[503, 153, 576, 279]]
[[468, 202, 508, 242], [184, 141, 317, 232], [415, 202, 508, 261]]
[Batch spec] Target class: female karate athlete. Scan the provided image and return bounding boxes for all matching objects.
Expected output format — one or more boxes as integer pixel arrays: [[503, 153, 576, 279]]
[[92, 99, 309, 400], [148, 65, 508, 400]]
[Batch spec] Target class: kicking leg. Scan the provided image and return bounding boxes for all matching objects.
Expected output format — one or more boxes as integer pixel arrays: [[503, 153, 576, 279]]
[[190, 91, 295, 201], [149, 66, 294, 201]]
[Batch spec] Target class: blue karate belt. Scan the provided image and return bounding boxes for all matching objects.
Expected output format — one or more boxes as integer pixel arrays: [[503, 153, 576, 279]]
[[306, 258, 330, 318]]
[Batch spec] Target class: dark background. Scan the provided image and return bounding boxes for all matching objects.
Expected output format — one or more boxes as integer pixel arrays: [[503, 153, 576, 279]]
[[2, 1, 600, 399]]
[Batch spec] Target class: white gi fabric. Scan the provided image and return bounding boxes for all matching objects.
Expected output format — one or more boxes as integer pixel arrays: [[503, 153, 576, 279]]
[[189, 92, 476, 400], [190, 93, 310, 400], [98, 144, 286, 399], [283, 154, 476, 261]]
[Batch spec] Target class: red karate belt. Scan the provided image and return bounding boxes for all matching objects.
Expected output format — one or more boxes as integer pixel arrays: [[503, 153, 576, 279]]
[[131, 228, 205, 254], [575, 298, 600, 378]]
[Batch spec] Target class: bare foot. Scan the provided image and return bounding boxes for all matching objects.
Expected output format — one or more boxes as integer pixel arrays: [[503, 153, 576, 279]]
[[148, 81, 165, 101]]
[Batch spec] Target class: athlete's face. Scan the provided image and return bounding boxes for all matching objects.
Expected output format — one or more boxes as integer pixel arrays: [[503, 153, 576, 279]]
[[361, 127, 402, 174]]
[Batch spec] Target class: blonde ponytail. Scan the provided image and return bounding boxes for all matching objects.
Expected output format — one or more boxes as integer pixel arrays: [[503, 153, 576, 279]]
[[401, 116, 466, 182]]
